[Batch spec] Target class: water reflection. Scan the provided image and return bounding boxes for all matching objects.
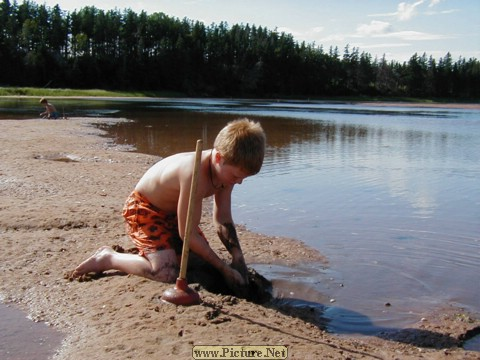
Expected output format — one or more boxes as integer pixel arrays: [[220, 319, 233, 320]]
[[98, 111, 342, 156]]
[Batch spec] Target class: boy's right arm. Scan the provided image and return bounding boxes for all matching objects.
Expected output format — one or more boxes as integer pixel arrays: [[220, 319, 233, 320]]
[[188, 232, 247, 289]]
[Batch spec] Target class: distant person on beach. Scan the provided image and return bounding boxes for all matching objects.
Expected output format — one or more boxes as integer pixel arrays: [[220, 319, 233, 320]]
[[73, 118, 266, 295], [39, 98, 59, 119]]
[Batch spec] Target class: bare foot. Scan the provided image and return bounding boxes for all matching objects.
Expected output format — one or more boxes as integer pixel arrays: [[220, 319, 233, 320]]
[[72, 246, 115, 278]]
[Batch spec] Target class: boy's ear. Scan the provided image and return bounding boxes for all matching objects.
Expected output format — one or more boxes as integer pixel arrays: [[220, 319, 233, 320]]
[[215, 151, 222, 163]]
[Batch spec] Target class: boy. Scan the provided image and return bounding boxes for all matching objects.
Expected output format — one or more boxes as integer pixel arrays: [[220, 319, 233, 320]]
[[39, 98, 59, 119], [73, 118, 266, 295]]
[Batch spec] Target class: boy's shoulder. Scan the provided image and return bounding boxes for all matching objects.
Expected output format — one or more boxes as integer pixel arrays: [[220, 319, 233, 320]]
[[164, 151, 194, 163], [159, 151, 196, 172]]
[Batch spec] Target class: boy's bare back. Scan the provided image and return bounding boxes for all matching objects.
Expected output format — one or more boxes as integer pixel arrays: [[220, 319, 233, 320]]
[[135, 150, 216, 214]]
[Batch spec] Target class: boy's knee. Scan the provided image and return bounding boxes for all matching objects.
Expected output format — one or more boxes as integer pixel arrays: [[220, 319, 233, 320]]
[[146, 249, 178, 283], [151, 267, 177, 283]]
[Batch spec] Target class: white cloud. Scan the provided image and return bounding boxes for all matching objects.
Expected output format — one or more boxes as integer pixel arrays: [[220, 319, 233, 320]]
[[368, 0, 426, 20], [377, 30, 451, 41], [440, 9, 460, 14], [397, 0, 425, 21], [311, 26, 325, 34], [425, 8, 460, 16], [371, 0, 452, 20], [354, 20, 449, 42], [368, 11, 397, 18], [356, 20, 393, 36], [359, 42, 411, 49]]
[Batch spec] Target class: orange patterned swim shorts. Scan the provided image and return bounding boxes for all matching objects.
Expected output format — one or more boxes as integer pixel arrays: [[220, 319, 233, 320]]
[[122, 190, 185, 257]]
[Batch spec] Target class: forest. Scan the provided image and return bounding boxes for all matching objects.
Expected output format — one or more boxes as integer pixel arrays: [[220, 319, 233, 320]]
[[1, 0, 479, 99]]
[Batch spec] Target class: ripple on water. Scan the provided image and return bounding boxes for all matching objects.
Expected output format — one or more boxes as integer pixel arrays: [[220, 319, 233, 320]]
[[251, 223, 479, 335]]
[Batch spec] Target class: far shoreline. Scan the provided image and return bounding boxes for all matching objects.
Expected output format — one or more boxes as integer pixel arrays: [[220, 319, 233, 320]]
[[1, 93, 479, 111]]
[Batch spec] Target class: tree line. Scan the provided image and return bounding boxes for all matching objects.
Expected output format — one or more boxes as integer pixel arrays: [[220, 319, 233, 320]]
[[1, 0, 479, 99]]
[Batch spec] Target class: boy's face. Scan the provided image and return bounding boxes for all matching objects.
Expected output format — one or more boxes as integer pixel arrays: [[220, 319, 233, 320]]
[[219, 162, 250, 186]]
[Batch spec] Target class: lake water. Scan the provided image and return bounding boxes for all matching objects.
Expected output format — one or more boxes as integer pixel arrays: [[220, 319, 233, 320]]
[[1, 98, 479, 340], [0, 302, 63, 360]]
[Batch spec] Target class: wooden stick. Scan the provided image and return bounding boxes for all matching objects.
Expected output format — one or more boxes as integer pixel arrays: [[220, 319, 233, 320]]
[[178, 139, 203, 280]]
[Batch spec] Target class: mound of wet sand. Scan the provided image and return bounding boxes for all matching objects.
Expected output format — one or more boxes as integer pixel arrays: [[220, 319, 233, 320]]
[[0, 117, 479, 360]]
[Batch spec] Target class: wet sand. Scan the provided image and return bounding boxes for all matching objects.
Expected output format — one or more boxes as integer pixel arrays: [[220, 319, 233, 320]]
[[0, 116, 479, 359]]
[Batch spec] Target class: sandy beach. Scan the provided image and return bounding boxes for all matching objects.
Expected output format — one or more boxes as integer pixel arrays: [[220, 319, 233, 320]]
[[0, 116, 479, 359]]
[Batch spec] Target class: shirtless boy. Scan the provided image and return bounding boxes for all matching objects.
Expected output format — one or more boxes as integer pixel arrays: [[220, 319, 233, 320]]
[[73, 118, 266, 294], [39, 98, 59, 119]]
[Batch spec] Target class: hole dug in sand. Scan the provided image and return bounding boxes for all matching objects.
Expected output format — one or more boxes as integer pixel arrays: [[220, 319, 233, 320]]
[[33, 152, 81, 162]]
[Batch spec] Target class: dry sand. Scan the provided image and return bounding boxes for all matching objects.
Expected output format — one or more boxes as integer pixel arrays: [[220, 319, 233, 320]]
[[0, 116, 479, 359]]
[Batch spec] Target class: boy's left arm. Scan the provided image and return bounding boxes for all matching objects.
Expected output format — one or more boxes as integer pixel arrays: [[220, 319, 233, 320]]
[[213, 188, 249, 282]]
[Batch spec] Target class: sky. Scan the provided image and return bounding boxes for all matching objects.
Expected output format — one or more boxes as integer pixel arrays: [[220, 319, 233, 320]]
[[39, 0, 480, 63]]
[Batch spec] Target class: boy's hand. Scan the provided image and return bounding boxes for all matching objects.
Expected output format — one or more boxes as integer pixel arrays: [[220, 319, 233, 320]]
[[216, 222, 248, 283], [223, 266, 249, 298], [231, 253, 249, 284]]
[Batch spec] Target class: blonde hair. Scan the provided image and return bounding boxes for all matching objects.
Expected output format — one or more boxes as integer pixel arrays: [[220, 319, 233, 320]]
[[214, 118, 266, 175], [39, 97, 47, 104]]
